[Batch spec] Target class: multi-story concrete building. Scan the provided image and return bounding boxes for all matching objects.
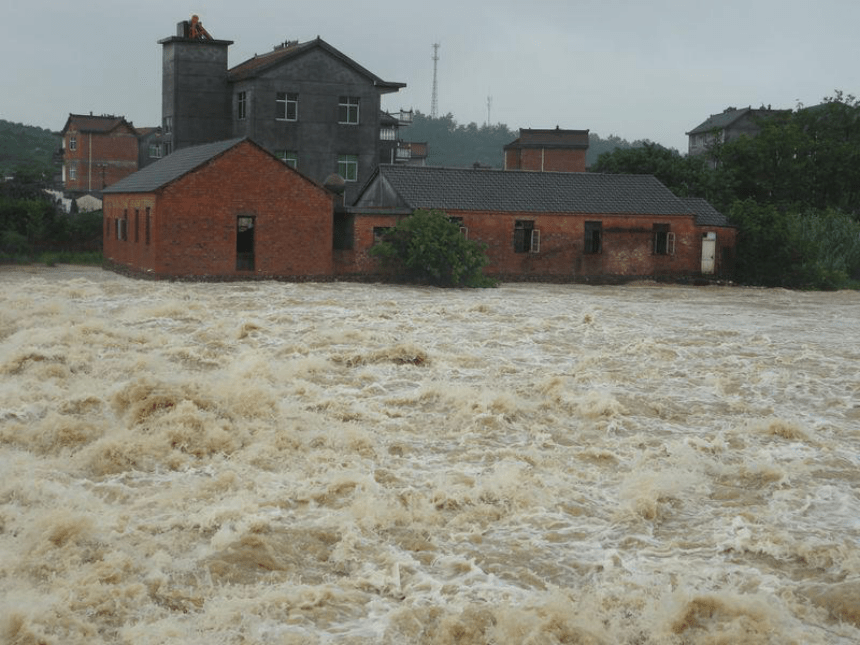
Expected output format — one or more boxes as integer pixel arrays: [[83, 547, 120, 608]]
[[158, 16, 406, 203]]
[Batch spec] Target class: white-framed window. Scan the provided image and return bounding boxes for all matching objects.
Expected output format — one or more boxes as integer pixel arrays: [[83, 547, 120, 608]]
[[653, 223, 676, 255], [68, 164, 77, 180], [276, 150, 298, 168], [237, 91, 247, 120], [69, 136, 77, 151], [149, 144, 162, 158], [338, 154, 358, 182], [276, 92, 298, 121], [338, 96, 360, 124], [514, 220, 539, 253]]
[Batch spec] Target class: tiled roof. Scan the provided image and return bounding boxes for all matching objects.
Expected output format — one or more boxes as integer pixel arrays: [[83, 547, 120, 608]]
[[681, 197, 733, 227], [686, 108, 754, 136], [228, 37, 405, 93], [62, 114, 136, 135], [505, 128, 590, 149], [103, 138, 245, 193], [360, 165, 692, 216]]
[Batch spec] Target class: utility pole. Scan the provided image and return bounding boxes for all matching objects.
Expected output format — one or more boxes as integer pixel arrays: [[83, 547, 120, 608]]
[[430, 43, 440, 118]]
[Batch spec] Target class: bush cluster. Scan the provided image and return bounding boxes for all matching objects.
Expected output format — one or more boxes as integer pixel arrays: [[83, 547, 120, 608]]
[[370, 209, 495, 288]]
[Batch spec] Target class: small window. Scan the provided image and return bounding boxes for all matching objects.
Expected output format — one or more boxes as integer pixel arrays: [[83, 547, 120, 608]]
[[237, 91, 247, 120], [149, 144, 162, 158], [380, 126, 396, 141], [69, 136, 77, 151], [449, 216, 468, 238], [145, 207, 151, 245], [134, 209, 140, 243], [338, 96, 360, 124], [276, 92, 298, 121], [338, 154, 358, 182], [653, 223, 675, 255], [276, 150, 298, 168], [584, 221, 602, 254], [68, 164, 77, 180], [373, 226, 391, 244], [163, 116, 172, 134], [514, 220, 535, 253]]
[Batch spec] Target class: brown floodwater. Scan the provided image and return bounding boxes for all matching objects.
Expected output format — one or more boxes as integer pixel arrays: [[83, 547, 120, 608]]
[[1, 265, 858, 644]]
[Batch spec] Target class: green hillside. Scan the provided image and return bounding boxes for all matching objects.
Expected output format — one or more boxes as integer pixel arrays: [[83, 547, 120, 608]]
[[0, 119, 61, 177]]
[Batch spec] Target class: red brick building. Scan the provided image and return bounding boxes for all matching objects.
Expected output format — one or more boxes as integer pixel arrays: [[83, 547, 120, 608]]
[[348, 165, 736, 281], [504, 128, 589, 172], [102, 138, 336, 279], [60, 114, 140, 195]]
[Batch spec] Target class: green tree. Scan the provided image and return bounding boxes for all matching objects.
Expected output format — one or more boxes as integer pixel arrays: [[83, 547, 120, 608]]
[[729, 199, 860, 289], [591, 142, 715, 200], [370, 209, 495, 287]]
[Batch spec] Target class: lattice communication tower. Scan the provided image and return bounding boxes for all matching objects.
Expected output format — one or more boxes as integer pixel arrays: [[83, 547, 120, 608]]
[[430, 43, 440, 118]]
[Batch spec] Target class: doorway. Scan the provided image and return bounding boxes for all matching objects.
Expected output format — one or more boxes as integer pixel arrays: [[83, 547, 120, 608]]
[[701, 232, 716, 274], [236, 215, 255, 271]]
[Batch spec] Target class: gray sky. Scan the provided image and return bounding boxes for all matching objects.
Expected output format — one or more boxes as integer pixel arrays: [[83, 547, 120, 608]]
[[3, 0, 858, 151]]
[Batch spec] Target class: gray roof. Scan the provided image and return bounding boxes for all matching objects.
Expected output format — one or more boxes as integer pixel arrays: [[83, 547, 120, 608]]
[[681, 197, 733, 227], [357, 165, 692, 216], [103, 138, 245, 193], [686, 108, 751, 136]]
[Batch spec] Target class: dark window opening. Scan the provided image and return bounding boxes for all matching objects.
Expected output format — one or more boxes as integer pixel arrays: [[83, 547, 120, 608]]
[[373, 226, 392, 245], [514, 220, 535, 253], [333, 213, 355, 250], [584, 221, 602, 254], [236, 215, 255, 271], [134, 209, 140, 243], [145, 207, 151, 245], [653, 223, 670, 255], [449, 216, 468, 237]]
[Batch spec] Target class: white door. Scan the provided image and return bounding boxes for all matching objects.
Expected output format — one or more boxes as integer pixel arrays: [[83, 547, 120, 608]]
[[701, 233, 716, 274]]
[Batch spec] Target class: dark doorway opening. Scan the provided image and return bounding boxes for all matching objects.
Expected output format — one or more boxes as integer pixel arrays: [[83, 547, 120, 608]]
[[236, 215, 255, 271]]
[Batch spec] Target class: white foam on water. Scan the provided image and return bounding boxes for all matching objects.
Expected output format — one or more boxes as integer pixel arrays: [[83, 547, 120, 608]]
[[1, 267, 859, 644]]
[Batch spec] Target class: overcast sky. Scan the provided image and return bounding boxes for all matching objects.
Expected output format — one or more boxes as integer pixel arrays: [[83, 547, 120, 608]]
[[3, 0, 858, 152]]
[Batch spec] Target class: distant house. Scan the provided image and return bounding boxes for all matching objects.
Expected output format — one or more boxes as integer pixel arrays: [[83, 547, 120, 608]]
[[379, 110, 428, 166], [102, 138, 337, 279], [159, 16, 407, 204], [135, 127, 166, 170], [60, 114, 139, 195], [348, 165, 736, 281], [686, 106, 786, 160], [504, 128, 589, 172]]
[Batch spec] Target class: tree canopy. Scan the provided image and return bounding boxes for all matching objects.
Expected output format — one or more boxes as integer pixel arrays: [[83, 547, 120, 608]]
[[369, 209, 494, 287], [591, 92, 860, 288]]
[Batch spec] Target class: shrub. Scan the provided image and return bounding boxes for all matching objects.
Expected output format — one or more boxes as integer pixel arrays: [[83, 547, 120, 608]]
[[370, 209, 495, 287]]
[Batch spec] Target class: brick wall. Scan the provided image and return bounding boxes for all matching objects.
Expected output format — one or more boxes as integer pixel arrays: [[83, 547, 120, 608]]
[[505, 148, 587, 172], [351, 209, 730, 281], [104, 141, 335, 279], [64, 125, 139, 193]]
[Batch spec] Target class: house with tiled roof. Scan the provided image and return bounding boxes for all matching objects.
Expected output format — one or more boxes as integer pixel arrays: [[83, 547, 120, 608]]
[[686, 106, 787, 160], [344, 165, 736, 281], [159, 17, 407, 204], [102, 138, 337, 279], [60, 114, 140, 195]]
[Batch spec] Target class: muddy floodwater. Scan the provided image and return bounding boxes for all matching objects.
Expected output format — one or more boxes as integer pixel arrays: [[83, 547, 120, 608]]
[[1, 265, 859, 644]]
